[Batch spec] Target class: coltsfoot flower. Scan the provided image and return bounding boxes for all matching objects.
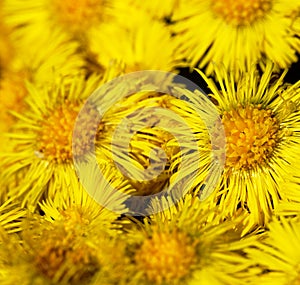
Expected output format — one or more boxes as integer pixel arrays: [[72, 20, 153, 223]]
[[0, 71, 128, 210], [172, 0, 300, 76], [87, 18, 182, 74], [0, 213, 130, 285], [122, 195, 260, 285], [173, 63, 300, 226]]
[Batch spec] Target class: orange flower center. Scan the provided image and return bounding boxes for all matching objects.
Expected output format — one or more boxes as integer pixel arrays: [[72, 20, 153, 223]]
[[211, 0, 272, 26], [135, 231, 196, 284], [37, 100, 102, 163], [34, 226, 99, 284], [52, 0, 106, 32], [222, 104, 279, 170]]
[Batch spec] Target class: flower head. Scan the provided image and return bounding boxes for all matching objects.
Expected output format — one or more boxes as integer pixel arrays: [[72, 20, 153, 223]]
[[39, 162, 132, 234], [175, 63, 300, 226], [0, 212, 130, 285], [87, 18, 182, 73], [3, 0, 114, 37], [123, 195, 259, 285], [172, 0, 300, 76], [0, 70, 129, 209], [10, 25, 85, 84]]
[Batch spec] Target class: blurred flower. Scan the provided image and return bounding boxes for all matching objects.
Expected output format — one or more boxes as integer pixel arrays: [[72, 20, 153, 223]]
[[87, 18, 182, 73], [172, 0, 300, 76], [0, 25, 85, 153], [11, 26, 85, 84], [0, 212, 130, 285], [3, 0, 115, 37]]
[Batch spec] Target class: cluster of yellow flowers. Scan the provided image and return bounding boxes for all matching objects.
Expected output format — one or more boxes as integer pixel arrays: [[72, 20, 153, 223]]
[[1, 0, 300, 284]]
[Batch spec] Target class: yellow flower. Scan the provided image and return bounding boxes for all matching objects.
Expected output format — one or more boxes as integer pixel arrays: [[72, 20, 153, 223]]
[[2, 0, 85, 79], [3, 0, 115, 37], [0, 70, 126, 210], [123, 195, 259, 285], [0, 213, 130, 285], [87, 18, 182, 73], [39, 162, 132, 235], [172, 0, 300, 76], [10, 26, 85, 84], [174, 63, 300, 226], [246, 217, 300, 285], [0, 25, 85, 152], [0, 231, 51, 285]]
